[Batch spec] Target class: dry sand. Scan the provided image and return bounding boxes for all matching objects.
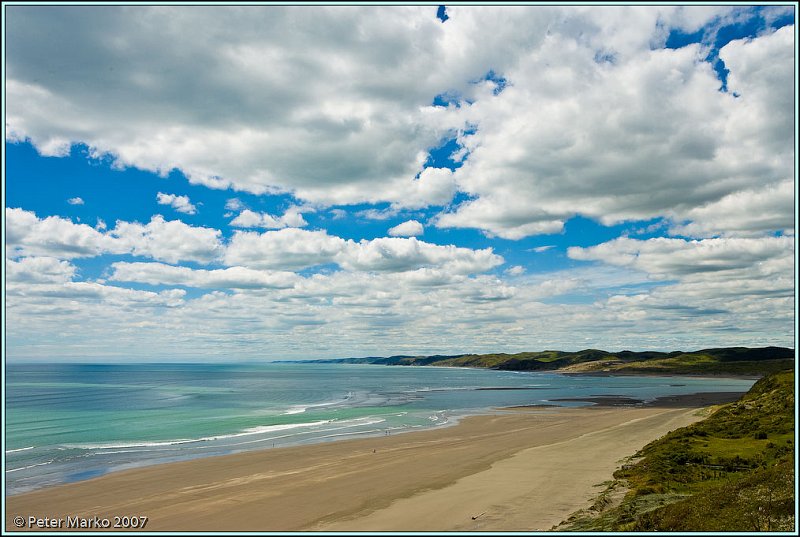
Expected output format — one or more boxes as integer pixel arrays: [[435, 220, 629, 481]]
[[6, 405, 712, 532]]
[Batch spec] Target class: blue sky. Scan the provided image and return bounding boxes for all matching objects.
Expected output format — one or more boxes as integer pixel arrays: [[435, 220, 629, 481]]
[[4, 5, 796, 361]]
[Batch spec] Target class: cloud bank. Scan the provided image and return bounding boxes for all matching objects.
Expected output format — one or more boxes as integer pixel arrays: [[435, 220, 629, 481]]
[[4, 6, 794, 359]]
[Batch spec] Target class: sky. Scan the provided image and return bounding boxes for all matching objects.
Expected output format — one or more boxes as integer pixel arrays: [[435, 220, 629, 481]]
[[3, 4, 796, 361]]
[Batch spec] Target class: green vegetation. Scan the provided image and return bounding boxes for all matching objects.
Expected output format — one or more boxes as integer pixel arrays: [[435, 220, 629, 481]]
[[303, 346, 795, 377], [556, 370, 796, 532]]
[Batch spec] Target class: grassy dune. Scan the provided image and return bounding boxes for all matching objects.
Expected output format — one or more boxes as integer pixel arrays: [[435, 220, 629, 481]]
[[557, 370, 795, 532]]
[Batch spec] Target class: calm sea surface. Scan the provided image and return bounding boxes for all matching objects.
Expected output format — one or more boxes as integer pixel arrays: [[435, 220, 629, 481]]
[[5, 362, 755, 495]]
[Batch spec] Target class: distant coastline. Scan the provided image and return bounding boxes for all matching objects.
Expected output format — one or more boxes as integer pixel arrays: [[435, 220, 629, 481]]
[[284, 346, 795, 377]]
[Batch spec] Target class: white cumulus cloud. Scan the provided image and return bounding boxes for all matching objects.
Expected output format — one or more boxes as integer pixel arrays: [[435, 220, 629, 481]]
[[110, 262, 299, 289], [5, 6, 454, 206], [9, 4, 784, 235], [223, 227, 502, 274], [6, 208, 225, 264], [337, 237, 503, 274], [6, 256, 77, 284], [388, 220, 424, 237], [230, 207, 307, 229], [224, 228, 347, 271], [669, 179, 794, 238], [567, 236, 794, 280], [436, 24, 793, 239], [110, 215, 223, 264], [6, 207, 123, 259], [156, 192, 197, 215]]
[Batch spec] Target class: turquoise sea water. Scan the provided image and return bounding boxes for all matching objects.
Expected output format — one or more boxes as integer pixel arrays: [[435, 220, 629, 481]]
[[5, 362, 755, 495]]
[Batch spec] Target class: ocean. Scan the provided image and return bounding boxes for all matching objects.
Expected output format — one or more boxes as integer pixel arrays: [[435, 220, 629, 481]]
[[5, 362, 755, 495]]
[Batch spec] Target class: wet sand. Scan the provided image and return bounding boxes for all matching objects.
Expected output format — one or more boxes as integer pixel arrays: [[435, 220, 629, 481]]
[[6, 397, 734, 532]]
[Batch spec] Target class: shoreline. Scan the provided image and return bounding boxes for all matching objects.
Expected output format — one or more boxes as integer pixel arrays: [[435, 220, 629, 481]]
[[559, 370, 764, 380], [5, 389, 745, 498], [5, 391, 739, 532], [500, 390, 746, 410], [6, 368, 755, 499]]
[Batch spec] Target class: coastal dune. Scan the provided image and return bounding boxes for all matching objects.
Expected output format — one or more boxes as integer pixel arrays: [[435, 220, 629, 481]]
[[7, 405, 711, 532]]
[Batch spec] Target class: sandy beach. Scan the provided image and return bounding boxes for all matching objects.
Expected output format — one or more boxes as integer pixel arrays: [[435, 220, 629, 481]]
[[6, 401, 720, 532]]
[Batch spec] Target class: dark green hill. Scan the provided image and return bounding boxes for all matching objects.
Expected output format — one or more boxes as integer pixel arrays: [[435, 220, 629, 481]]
[[292, 346, 795, 376]]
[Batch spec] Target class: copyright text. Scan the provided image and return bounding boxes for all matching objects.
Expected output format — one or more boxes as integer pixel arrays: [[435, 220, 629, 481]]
[[13, 515, 148, 529]]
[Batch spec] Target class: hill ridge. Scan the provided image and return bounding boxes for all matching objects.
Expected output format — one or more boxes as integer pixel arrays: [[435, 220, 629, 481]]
[[285, 346, 795, 376]]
